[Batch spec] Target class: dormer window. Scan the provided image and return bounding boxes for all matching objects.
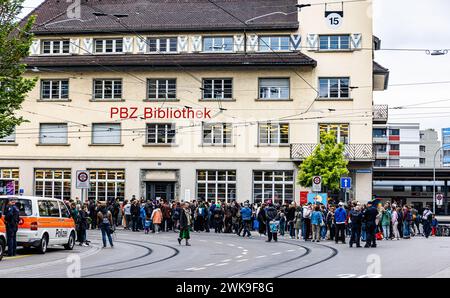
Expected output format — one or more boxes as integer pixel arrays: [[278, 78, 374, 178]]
[[258, 36, 290, 52], [41, 40, 70, 55], [94, 39, 123, 54], [147, 37, 178, 53], [203, 36, 233, 52]]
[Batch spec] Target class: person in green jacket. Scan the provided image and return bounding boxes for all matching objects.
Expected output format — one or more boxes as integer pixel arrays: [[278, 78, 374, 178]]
[[380, 205, 391, 240]]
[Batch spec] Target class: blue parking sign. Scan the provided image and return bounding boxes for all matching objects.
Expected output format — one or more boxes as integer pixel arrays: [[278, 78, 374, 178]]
[[340, 177, 352, 189]]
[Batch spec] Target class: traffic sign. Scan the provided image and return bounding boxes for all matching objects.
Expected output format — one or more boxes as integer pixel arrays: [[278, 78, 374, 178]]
[[76, 170, 90, 189], [312, 176, 322, 192], [340, 177, 352, 189], [436, 193, 444, 206]]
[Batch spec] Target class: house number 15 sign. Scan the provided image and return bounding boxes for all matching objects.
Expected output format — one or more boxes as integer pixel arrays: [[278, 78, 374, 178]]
[[326, 11, 344, 29]]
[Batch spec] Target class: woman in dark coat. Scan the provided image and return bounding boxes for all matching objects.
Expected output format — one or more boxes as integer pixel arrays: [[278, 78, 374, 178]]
[[178, 202, 192, 246], [257, 203, 267, 235]]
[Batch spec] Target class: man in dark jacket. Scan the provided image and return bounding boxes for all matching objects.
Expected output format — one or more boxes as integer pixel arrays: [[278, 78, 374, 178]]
[[363, 201, 378, 248], [349, 205, 363, 248], [130, 200, 140, 232], [265, 204, 278, 242], [4, 199, 20, 256], [334, 202, 347, 244]]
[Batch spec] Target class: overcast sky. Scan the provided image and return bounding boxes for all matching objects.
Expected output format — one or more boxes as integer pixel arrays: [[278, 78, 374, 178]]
[[19, 0, 450, 140]]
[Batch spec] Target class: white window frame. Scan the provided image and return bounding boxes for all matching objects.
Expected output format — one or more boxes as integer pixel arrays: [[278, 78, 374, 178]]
[[202, 36, 234, 52], [202, 123, 232, 145], [41, 40, 70, 55], [258, 123, 289, 145], [319, 77, 350, 99], [92, 123, 121, 145], [319, 35, 351, 51], [319, 123, 350, 144], [0, 168, 19, 195], [93, 79, 122, 100], [41, 79, 69, 100], [87, 169, 125, 202], [0, 129, 16, 143], [94, 38, 123, 54], [147, 79, 177, 100], [196, 170, 237, 203], [39, 123, 68, 145], [147, 37, 178, 53], [253, 170, 294, 204], [202, 78, 233, 100], [34, 169, 71, 200], [258, 78, 290, 100], [258, 36, 291, 52], [146, 123, 176, 144]]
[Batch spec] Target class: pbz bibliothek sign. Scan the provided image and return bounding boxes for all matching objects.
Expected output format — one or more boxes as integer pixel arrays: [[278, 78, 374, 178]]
[[110, 107, 212, 120]]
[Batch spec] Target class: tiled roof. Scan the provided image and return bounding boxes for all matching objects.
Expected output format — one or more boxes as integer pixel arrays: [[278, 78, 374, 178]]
[[28, 0, 300, 35], [23, 52, 317, 68]]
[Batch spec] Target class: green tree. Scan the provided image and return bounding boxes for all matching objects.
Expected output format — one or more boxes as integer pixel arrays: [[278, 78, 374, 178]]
[[297, 131, 349, 193], [0, 0, 36, 138]]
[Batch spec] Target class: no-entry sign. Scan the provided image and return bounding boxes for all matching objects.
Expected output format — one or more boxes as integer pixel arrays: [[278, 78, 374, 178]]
[[312, 176, 322, 192], [76, 170, 90, 189]]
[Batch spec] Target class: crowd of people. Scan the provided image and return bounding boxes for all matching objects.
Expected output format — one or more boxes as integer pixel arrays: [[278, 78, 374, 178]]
[[64, 195, 441, 248]]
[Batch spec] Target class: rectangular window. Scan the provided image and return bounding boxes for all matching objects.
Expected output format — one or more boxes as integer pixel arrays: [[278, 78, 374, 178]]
[[420, 145, 426, 152], [393, 185, 405, 192], [319, 124, 349, 144], [202, 123, 232, 145], [319, 77, 350, 99], [202, 79, 233, 100], [0, 129, 16, 143], [390, 129, 400, 136], [94, 39, 123, 53], [147, 79, 177, 100], [390, 144, 400, 151], [203, 36, 234, 52], [41, 80, 69, 100], [39, 123, 68, 145], [374, 144, 387, 153], [259, 78, 290, 100], [146, 123, 175, 144], [34, 169, 71, 200], [411, 186, 423, 192], [258, 36, 290, 52], [147, 37, 178, 53], [373, 128, 387, 138], [374, 160, 387, 167], [420, 158, 426, 164], [253, 170, 294, 205], [92, 123, 121, 145], [258, 123, 289, 145], [88, 169, 125, 202], [196, 170, 236, 203], [93, 79, 122, 100], [389, 160, 400, 167], [41, 40, 70, 54], [319, 35, 350, 50], [0, 168, 19, 195]]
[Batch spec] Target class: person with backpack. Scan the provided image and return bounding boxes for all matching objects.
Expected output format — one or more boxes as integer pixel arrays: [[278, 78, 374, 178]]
[[178, 202, 192, 246], [265, 203, 279, 242], [334, 202, 347, 244], [4, 199, 20, 256], [195, 202, 206, 232], [422, 206, 433, 238], [239, 202, 252, 238], [97, 203, 114, 248]]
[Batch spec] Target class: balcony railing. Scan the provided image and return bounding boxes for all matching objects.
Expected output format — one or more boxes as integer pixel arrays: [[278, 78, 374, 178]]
[[373, 105, 388, 123], [290, 143, 375, 161]]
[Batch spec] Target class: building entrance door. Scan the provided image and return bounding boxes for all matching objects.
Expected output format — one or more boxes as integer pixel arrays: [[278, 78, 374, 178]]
[[146, 182, 175, 202]]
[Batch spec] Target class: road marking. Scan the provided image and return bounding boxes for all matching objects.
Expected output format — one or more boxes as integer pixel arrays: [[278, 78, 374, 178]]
[[272, 252, 281, 255], [238, 246, 244, 249], [236, 259, 249, 263], [255, 255, 266, 258], [204, 263, 216, 267], [227, 244, 235, 247], [215, 263, 228, 267], [287, 249, 295, 252], [199, 240, 207, 242], [242, 249, 248, 252], [221, 259, 231, 262], [3, 255, 32, 260], [215, 242, 223, 245], [192, 267, 206, 271], [242, 252, 248, 255], [235, 255, 243, 259]]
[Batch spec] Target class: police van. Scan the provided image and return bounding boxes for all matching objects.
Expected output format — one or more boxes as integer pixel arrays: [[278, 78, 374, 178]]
[[0, 215, 5, 261], [0, 196, 76, 254]]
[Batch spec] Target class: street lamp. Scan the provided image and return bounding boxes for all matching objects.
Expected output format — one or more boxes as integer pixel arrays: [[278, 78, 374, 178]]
[[433, 144, 450, 214]]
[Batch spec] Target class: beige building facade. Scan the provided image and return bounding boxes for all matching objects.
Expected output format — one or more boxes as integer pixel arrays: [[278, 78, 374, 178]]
[[0, 0, 388, 204]]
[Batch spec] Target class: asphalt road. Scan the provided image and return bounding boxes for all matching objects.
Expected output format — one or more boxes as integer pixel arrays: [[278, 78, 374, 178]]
[[1, 229, 449, 278]]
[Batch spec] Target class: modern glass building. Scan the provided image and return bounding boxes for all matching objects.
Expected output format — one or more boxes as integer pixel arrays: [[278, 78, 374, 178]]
[[443, 128, 450, 167]]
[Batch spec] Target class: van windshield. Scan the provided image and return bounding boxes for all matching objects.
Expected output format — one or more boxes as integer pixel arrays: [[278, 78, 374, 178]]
[[0, 198, 33, 217]]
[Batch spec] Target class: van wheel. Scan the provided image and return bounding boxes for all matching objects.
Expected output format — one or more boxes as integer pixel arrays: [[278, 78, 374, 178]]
[[64, 232, 75, 250], [0, 238, 5, 261], [38, 234, 48, 254]]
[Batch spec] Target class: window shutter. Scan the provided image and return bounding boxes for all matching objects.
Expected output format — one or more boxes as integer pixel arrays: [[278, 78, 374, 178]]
[[247, 34, 258, 52], [350, 33, 362, 50], [290, 34, 301, 51], [40, 124, 68, 144], [31, 40, 40, 55], [136, 37, 146, 53], [306, 34, 318, 51], [70, 38, 80, 54], [192, 35, 202, 52], [178, 36, 188, 52], [123, 37, 134, 53], [93, 124, 121, 144], [234, 34, 245, 52], [82, 38, 93, 54]]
